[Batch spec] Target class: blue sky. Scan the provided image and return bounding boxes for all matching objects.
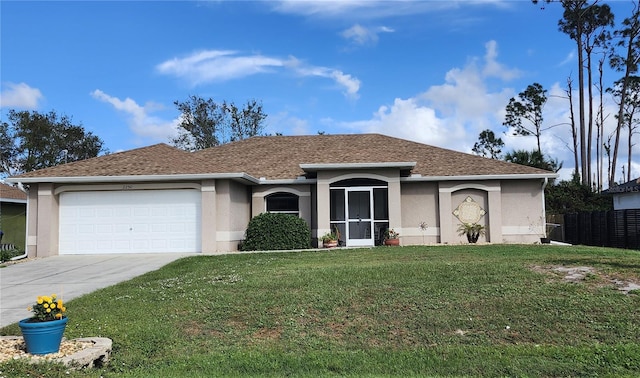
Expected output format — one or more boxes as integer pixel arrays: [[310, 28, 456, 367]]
[[1, 1, 638, 184]]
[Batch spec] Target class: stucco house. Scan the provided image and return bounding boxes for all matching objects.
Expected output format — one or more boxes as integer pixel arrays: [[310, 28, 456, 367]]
[[604, 177, 640, 210], [6, 134, 557, 257], [0, 182, 28, 251]]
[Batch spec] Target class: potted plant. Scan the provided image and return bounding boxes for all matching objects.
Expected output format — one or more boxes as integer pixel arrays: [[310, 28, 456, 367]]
[[19, 294, 68, 355], [321, 232, 338, 248], [383, 228, 400, 246], [457, 223, 485, 243]]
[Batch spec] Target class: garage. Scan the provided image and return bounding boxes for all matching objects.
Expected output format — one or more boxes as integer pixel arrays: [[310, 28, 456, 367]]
[[59, 189, 201, 254]]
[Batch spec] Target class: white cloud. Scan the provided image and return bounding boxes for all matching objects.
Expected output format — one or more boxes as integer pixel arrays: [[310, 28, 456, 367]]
[[342, 97, 466, 147], [157, 50, 360, 99], [482, 40, 521, 81], [90, 90, 179, 143], [329, 70, 361, 99], [338, 40, 527, 154], [156, 50, 284, 86], [559, 51, 575, 66], [272, 0, 465, 19], [268, 112, 311, 135], [341, 24, 394, 46], [0, 82, 43, 109]]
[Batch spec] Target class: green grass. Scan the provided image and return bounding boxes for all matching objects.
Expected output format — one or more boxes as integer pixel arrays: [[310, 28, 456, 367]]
[[1, 244, 639, 377]]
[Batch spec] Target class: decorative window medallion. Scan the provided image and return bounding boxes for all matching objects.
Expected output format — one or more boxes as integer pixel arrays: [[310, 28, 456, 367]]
[[453, 196, 486, 224]]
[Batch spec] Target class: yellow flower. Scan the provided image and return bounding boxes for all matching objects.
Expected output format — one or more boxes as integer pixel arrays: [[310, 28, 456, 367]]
[[37, 298, 43, 304], [27, 306, 32, 311], [43, 303, 49, 309], [52, 294, 57, 299], [57, 301, 64, 309], [62, 307, 66, 312], [55, 313, 62, 319], [46, 308, 51, 313]]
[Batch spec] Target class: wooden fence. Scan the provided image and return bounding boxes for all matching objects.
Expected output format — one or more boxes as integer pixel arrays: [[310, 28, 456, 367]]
[[558, 210, 640, 250]]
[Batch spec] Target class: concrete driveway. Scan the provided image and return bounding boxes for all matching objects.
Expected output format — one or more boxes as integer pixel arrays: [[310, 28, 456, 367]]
[[0, 254, 189, 328]]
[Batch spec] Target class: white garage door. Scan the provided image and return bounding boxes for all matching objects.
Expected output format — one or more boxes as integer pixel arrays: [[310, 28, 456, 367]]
[[59, 190, 201, 254]]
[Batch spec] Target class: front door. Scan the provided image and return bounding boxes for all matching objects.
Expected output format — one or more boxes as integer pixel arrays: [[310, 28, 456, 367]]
[[346, 188, 374, 246]]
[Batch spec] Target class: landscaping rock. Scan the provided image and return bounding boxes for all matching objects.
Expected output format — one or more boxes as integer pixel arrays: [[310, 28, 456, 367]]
[[0, 336, 111, 369]]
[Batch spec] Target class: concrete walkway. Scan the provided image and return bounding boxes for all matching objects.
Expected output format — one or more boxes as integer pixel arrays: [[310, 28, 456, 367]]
[[0, 254, 190, 328]]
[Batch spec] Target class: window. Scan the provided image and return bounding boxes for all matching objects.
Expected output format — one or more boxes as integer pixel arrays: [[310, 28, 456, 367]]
[[266, 192, 299, 216]]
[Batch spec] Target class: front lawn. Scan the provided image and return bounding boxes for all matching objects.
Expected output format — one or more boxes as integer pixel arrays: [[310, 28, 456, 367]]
[[1, 245, 639, 377]]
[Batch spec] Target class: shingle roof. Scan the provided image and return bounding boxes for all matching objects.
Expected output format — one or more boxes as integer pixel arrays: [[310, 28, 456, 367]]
[[603, 177, 640, 194], [194, 134, 553, 179], [0, 183, 27, 201], [10, 134, 553, 181], [13, 143, 212, 179]]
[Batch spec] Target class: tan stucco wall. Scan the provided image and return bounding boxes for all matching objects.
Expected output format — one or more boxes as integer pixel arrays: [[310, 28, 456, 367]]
[[25, 184, 40, 258], [29, 183, 60, 258], [399, 182, 439, 245], [500, 179, 545, 243], [200, 180, 217, 254], [215, 179, 251, 252]]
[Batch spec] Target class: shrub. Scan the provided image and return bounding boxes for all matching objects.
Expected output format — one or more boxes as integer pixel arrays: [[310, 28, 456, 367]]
[[242, 212, 311, 251], [0, 248, 22, 263]]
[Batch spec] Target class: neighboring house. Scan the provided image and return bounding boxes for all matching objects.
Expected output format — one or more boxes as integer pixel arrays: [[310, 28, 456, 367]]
[[6, 134, 557, 257], [603, 177, 640, 210], [0, 182, 27, 251]]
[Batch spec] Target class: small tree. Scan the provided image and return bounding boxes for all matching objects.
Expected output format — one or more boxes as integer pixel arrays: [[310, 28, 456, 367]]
[[545, 172, 613, 214], [0, 110, 105, 176], [504, 149, 562, 172], [472, 129, 504, 159], [503, 83, 548, 155], [171, 96, 267, 151]]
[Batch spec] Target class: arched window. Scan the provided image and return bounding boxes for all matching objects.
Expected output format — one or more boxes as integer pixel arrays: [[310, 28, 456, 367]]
[[266, 192, 299, 217]]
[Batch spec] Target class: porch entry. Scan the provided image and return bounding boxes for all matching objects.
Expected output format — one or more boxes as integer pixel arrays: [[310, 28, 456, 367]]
[[330, 179, 389, 247]]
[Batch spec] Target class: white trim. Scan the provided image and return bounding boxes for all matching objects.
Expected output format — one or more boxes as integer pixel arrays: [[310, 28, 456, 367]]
[[6, 172, 260, 185], [301, 162, 416, 171], [216, 230, 245, 241], [323, 172, 398, 184], [259, 177, 317, 185], [439, 183, 501, 193], [7, 172, 557, 186], [54, 182, 202, 195], [0, 198, 27, 204], [502, 226, 539, 235], [5, 171, 559, 185], [403, 173, 557, 182], [253, 187, 311, 197], [38, 186, 52, 196], [400, 227, 439, 237]]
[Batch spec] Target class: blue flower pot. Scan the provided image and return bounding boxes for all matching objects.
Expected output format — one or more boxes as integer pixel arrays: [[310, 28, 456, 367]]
[[18, 317, 68, 355]]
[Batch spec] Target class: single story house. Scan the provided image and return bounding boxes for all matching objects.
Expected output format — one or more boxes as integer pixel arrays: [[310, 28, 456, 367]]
[[0, 182, 28, 251], [603, 177, 640, 210], [6, 134, 557, 257]]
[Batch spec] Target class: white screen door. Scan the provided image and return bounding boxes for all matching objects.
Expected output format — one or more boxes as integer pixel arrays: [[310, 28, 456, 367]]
[[346, 188, 374, 246]]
